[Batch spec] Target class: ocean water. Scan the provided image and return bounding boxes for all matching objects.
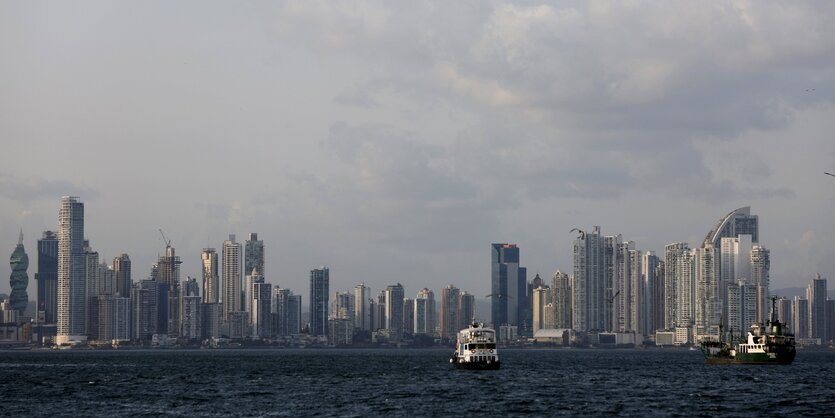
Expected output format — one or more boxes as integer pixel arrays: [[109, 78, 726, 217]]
[[1, 348, 833, 416]]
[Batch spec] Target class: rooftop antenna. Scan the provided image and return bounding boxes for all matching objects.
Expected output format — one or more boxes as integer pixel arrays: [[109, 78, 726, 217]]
[[18, 228, 23, 245]]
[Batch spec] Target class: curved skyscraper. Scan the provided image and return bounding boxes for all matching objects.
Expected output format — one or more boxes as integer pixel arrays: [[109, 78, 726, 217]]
[[9, 230, 29, 315]]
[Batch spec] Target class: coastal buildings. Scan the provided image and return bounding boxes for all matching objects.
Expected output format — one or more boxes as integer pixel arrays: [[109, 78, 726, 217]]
[[309, 267, 329, 337], [9, 230, 29, 315], [36, 231, 59, 325], [440, 284, 460, 340], [491, 243, 527, 330], [414, 288, 435, 336], [201, 248, 219, 304], [57, 196, 86, 345], [222, 235, 242, 321]]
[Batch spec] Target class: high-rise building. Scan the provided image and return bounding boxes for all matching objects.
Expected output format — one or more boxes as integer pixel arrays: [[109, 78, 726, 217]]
[[96, 294, 131, 343], [222, 235, 242, 321], [414, 288, 435, 336], [491, 243, 527, 329], [83, 242, 100, 336], [641, 252, 662, 335], [550, 270, 571, 329], [309, 267, 329, 336], [245, 233, 264, 278], [750, 245, 770, 323], [180, 277, 201, 340], [251, 281, 272, 339], [288, 294, 302, 335], [665, 243, 691, 329], [201, 248, 219, 304], [156, 243, 181, 337], [793, 297, 810, 339], [402, 298, 414, 336], [273, 287, 291, 336], [332, 291, 355, 322], [611, 240, 641, 334], [132, 278, 159, 344], [36, 231, 59, 324], [57, 196, 86, 345], [113, 253, 131, 298], [458, 292, 475, 331], [572, 228, 605, 332], [384, 283, 405, 341], [808, 275, 827, 340], [532, 285, 548, 334], [354, 283, 371, 332], [244, 268, 263, 315], [440, 284, 460, 340], [9, 230, 29, 315]]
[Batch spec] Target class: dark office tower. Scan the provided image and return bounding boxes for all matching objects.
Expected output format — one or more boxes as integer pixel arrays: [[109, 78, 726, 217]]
[[309, 267, 329, 336], [808, 275, 827, 340], [201, 248, 219, 304], [83, 242, 100, 337], [113, 253, 131, 298], [245, 233, 264, 278], [156, 243, 181, 336], [36, 231, 59, 324], [374, 292, 387, 331], [9, 230, 29, 315], [57, 196, 85, 345], [384, 283, 405, 342], [491, 243, 527, 329], [440, 284, 460, 340], [288, 294, 302, 335], [402, 298, 414, 337], [458, 292, 475, 331], [132, 279, 159, 344]]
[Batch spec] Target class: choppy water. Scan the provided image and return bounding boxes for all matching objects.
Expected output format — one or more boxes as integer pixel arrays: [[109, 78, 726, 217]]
[[1, 348, 833, 416]]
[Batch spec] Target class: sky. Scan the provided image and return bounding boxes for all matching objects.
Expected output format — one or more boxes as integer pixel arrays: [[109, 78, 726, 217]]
[[1, 1, 835, 302]]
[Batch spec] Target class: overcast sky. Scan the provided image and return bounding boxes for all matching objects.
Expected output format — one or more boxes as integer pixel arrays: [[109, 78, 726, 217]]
[[2, 1, 834, 302]]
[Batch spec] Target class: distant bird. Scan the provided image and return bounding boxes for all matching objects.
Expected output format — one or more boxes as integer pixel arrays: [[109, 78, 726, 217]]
[[825, 172, 835, 178], [570, 228, 586, 239], [485, 293, 512, 299], [607, 290, 621, 304]]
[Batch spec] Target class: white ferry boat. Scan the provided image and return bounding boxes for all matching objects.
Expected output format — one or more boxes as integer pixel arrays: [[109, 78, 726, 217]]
[[449, 322, 500, 370]]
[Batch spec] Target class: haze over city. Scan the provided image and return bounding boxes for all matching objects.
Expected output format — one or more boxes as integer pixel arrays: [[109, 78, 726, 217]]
[[2, 1, 835, 297]]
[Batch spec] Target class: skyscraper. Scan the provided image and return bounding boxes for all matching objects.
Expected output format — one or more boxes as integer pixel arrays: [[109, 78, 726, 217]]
[[57, 196, 86, 345], [641, 252, 662, 336], [440, 284, 460, 340], [402, 298, 414, 336], [245, 233, 264, 277], [808, 275, 827, 340], [384, 283, 404, 341], [550, 270, 571, 329], [491, 243, 527, 328], [354, 283, 371, 332], [251, 280, 272, 339], [572, 228, 605, 332], [201, 248, 219, 304], [458, 292, 475, 331], [36, 231, 59, 324], [83, 242, 99, 336], [309, 267, 329, 336], [664, 242, 690, 329], [157, 243, 181, 337], [414, 288, 435, 336], [113, 253, 131, 298], [222, 235, 242, 320], [9, 230, 29, 315]]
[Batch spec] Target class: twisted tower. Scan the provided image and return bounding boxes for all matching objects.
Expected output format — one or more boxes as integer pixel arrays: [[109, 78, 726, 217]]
[[9, 229, 29, 315]]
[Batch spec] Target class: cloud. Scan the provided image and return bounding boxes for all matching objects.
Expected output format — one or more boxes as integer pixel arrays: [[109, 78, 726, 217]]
[[0, 174, 98, 204]]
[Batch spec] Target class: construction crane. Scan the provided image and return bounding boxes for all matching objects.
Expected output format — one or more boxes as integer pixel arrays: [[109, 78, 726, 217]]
[[159, 228, 171, 248]]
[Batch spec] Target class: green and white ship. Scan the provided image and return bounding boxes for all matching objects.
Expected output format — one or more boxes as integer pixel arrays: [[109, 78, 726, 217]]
[[700, 297, 796, 365]]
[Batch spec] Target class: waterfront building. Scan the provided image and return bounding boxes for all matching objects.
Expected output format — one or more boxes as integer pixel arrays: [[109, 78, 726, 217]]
[[113, 253, 131, 298], [222, 235, 242, 321], [808, 275, 828, 340], [572, 228, 605, 332], [332, 291, 355, 322], [532, 285, 548, 334], [440, 284, 460, 340], [132, 279, 159, 344], [550, 270, 571, 329], [288, 294, 302, 335], [201, 303, 223, 339], [36, 231, 59, 324], [181, 277, 201, 340], [245, 233, 264, 278], [664, 243, 687, 330], [9, 230, 29, 316], [244, 268, 264, 315], [83, 242, 99, 337], [201, 248, 219, 304], [309, 267, 329, 336], [749, 245, 770, 323], [96, 294, 131, 343], [414, 288, 435, 336], [491, 243, 527, 330], [458, 291, 475, 331], [250, 281, 272, 339], [384, 283, 405, 342], [693, 245, 720, 338], [641, 252, 662, 336], [793, 297, 809, 339], [273, 287, 291, 336], [402, 298, 414, 336], [354, 283, 371, 331], [57, 196, 86, 345]]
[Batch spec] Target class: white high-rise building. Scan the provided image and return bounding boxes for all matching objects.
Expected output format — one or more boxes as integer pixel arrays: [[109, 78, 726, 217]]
[[57, 196, 86, 345], [414, 288, 435, 336], [354, 283, 371, 331], [572, 227, 606, 332], [222, 235, 242, 321]]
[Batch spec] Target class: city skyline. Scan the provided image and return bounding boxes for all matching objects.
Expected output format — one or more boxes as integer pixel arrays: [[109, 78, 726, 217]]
[[2, 2, 835, 297]]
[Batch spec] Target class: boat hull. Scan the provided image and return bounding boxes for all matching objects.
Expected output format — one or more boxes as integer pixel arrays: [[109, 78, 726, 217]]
[[705, 350, 795, 365], [452, 359, 501, 370]]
